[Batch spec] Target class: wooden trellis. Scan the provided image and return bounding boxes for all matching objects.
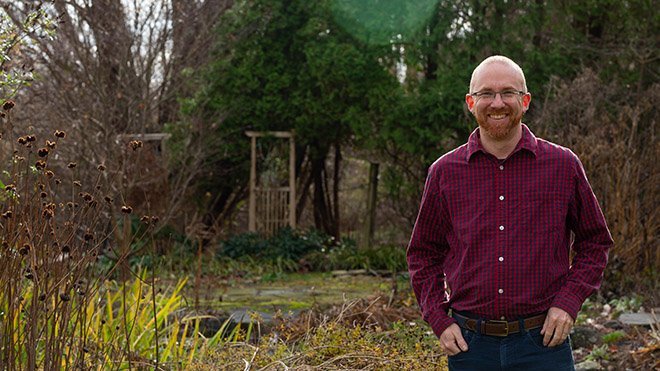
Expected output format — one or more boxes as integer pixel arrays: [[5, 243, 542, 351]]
[[246, 131, 296, 234]]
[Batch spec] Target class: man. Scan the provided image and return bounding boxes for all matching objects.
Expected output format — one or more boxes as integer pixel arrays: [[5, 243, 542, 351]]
[[407, 55, 613, 370]]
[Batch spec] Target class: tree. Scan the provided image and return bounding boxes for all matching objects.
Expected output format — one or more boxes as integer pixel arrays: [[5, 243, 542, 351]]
[[1, 0, 232, 230], [180, 0, 400, 239]]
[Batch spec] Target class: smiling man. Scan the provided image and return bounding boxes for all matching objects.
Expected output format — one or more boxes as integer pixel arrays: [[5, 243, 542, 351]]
[[407, 55, 613, 370]]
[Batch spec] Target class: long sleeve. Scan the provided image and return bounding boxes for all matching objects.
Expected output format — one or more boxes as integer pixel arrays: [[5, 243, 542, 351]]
[[551, 155, 613, 319], [407, 164, 455, 337]]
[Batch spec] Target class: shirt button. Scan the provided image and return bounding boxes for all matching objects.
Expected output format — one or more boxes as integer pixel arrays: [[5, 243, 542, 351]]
[[498, 256, 504, 262], [498, 289, 504, 294], [499, 195, 504, 201], [501, 316, 506, 320], [499, 225, 504, 231], [499, 165, 504, 170]]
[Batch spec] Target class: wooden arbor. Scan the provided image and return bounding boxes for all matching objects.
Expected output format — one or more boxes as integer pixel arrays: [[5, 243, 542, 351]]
[[246, 131, 296, 234]]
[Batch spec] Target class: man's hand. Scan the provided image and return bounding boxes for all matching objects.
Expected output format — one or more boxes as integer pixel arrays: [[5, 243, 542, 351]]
[[540, 307, 574, 347], [439, 323, 469, 355]]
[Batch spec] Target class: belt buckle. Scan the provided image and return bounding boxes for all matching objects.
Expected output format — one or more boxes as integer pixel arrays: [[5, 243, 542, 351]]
[[489, 320, 509, 337]]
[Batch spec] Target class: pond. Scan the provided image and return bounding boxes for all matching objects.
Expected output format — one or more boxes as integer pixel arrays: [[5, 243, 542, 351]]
[[183, 272, 407, 324]]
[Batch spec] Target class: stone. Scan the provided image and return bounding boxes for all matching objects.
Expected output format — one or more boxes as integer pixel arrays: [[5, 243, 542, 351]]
[[571, 326, 601, 349], [575, 360, 602, 370], [618, 312, 659, 326]]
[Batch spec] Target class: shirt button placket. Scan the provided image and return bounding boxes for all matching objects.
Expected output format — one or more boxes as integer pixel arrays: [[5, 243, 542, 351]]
[[496, 162, 506, 318]]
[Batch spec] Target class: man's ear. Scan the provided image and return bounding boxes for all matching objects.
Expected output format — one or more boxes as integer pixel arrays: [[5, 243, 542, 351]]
[[522, 93, 532, 112], [465, 94, 475, 112]]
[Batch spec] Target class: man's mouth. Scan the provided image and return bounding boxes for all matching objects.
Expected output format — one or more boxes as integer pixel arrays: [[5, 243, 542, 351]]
[[488, 113, 508, 120]]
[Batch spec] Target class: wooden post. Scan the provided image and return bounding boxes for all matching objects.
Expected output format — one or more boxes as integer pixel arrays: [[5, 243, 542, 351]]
[[249, 136, 257, 232], [365, 162, 379, 248], [289, 135, 296, 228]]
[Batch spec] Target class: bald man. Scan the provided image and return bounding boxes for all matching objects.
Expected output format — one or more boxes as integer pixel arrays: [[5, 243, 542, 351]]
[[407, 55, 612, 370]]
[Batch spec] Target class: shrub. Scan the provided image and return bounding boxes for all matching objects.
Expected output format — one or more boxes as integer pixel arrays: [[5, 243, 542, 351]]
[[219, 228, 330, 262]]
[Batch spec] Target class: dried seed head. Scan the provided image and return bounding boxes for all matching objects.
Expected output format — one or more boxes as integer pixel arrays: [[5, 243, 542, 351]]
[[26, 135, 36, 142], [140, 215, 149, 223], [151, 216, 159, 224], [5, 184, 15, 192], [19, 244, 30, 255], [37, 148, 49, 157], [46, 140, 56, 148], [104, 196, 113, 204], [81, 193, 93, 202], [17, 137, 27, 145], [40, 192, 47, 198], [67, 162, 76, 168], [55, 179, 61, 185], [45, 170, 54, 178], [121, 205, 132, 214], [35, 160, 46, 170], [97, 164, 106, 171], [61, 245, 70, 253], [129, 140, 143, 150], [67, 202, 74, 209], [73, 181, 81, 187], [59, 293, 70, 302], [54, 130, 66, 138], [2, 211, 12, 219], [38, 294, 46, 301], [24, 271, 33, 280], [42, 208, 54, 219], [3, 100, 15, 111], [84, 230, 94, 241]]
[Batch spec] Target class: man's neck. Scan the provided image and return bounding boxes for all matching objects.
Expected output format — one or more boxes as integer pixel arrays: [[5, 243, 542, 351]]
[[480, 124, 523, 160]]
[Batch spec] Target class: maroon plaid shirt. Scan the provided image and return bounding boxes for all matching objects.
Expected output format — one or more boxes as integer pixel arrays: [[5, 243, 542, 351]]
[[407, 124, 612, 337]]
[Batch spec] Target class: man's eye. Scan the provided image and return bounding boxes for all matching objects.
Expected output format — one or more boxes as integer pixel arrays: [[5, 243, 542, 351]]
[[501, 91, 517, 97], [480, 92, 495, 98]]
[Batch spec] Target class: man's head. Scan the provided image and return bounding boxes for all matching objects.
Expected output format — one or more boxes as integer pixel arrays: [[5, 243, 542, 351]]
[[465, 56, 531, 141]]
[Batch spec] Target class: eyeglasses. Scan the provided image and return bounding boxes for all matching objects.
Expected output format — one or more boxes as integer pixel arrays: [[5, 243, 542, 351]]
[[470, 90, 525, 102]]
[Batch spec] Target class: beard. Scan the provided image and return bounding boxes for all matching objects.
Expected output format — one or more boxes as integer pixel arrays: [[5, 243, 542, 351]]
[[476, 109, 523, 140]]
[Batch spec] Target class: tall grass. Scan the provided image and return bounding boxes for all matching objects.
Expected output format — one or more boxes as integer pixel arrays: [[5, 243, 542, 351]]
[[0, 101, 248, 369]]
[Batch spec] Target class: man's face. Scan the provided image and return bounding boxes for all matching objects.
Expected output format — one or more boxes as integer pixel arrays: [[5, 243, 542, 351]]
[[465, 62, 531, 141]]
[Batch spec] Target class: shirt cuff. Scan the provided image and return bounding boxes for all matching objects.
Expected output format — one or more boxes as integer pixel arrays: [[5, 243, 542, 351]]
[[426, 310, 458, 338], [550, 292, 583, 320]]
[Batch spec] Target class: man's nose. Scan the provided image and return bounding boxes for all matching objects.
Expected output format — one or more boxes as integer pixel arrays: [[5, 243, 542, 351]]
[[490, 93, 506, 107]]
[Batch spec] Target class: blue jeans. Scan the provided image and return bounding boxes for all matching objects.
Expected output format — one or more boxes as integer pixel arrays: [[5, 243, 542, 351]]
[[448, 324, 575, 370]]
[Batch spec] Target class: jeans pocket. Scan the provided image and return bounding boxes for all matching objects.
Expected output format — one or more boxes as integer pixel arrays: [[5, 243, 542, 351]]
[[461, 328, 478, 347], [525, 328, 570, 351]]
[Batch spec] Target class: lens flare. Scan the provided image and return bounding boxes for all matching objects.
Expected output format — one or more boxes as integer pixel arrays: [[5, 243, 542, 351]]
[[330, 0, 440, 45]]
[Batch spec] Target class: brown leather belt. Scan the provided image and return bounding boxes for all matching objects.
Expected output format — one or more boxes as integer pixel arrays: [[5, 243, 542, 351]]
[[453, 312, 546, 337]]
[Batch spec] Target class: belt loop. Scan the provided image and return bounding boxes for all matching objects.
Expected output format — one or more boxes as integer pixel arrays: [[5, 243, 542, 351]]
[[476, 319, 482, 335], [518, 318, 526, 334]]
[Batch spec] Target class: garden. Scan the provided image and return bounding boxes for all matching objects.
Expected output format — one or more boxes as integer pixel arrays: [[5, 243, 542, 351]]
[[0, 1, 657, 370]]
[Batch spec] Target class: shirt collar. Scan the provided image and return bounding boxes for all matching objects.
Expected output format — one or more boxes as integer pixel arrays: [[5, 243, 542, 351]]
[[466, 123, 538, 161]]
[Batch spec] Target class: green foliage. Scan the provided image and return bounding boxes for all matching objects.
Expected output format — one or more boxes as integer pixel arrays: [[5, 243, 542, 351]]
[[304, 244, 407, 272], [220, 227, 330, 261], [609, 295, 644, 317], [602, 330, 627, 345], [585, 344, 610, 362], [170, 0, 401, 230]]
